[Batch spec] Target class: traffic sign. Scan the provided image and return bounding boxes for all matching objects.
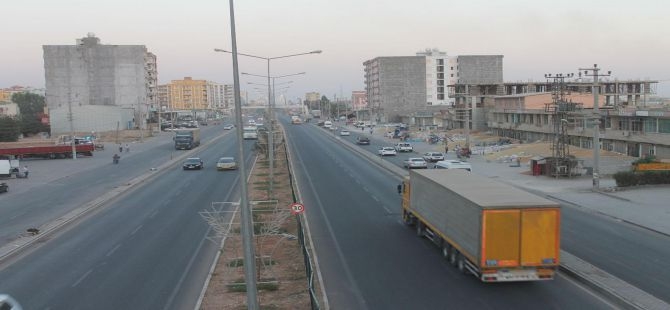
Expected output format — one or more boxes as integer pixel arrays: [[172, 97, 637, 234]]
[[290, 203, 305, 215]]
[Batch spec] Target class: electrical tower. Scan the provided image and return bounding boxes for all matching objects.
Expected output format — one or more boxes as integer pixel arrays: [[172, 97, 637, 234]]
[[544, 73, 578, 177]]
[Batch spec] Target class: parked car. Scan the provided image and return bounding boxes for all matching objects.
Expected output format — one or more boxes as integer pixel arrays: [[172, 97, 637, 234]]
[[216, 157, 237, 170], [394, 142, 413, 152], [223, 124, 235, 130], [422, 152, 445, 162], [403, 157, 428, 169], [183, 157, 204, 170], [339, 130, 350, 136], [356, 136, 370, 145], [378, 147, 397, 156]]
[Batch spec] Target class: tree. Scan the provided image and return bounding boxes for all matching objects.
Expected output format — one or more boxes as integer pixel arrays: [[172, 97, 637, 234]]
[[12, 92, 49, 135], [0, 116, 21, 142], [320, 95, 330, 118]]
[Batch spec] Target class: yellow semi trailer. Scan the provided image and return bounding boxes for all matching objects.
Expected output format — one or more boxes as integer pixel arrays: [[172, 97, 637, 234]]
[[401, 169, 561, 282]]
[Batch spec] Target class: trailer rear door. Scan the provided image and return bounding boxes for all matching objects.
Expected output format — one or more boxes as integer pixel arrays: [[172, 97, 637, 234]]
[[520, 209, 560, 266], [481, 210, 520, 268]]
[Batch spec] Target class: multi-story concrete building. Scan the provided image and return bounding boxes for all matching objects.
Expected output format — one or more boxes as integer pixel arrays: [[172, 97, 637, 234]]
[[145, 52, 158, 113], [157, 84, 171, 111], [363, 56, 426, 123], [351, 91, 367, 110], [486, 79, 669, 159], [416, 49, 450, 106], [207, 82, 226, 109], [168, 77, 208, 111], [224, 84, 235, 108], [43, 34, 155, 134], [305, 92, 320, 102]]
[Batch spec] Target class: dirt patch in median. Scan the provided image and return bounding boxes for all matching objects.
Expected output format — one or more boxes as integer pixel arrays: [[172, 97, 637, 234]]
[[200, 132, 312, 309]]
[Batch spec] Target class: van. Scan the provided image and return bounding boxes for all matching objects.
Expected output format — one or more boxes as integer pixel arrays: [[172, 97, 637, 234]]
[[434, 160, 472, 171], [324, 121, 332, 129]]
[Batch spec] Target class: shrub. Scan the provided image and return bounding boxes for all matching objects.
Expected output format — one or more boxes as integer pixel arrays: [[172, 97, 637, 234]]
[[614, 171, 670, 187]]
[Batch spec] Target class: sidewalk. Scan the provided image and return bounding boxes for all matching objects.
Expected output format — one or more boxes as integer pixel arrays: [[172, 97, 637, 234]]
[[347, 121, 670, 237]]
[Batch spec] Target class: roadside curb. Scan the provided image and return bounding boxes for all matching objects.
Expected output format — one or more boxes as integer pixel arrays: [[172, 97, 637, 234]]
[[560, 251, 669, 310]]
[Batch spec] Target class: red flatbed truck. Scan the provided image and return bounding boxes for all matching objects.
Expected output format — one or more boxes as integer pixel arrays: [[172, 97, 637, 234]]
[[0, 144, 95, 159]]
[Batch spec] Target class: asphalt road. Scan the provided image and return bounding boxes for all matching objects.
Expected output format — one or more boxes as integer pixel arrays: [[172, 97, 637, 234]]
[[327, 122, 670, 304], [0, 125, 254, 309], [284, 118, 613, 309]]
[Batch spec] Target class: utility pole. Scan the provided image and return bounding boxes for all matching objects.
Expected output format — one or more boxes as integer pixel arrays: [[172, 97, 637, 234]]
[[68, 92, 77, 159], [579, 64, 611, 190]]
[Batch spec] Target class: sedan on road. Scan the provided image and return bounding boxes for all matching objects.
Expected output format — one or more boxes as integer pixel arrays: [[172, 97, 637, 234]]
[[216, 157, 237, 170], [403, 157, 428, 169], [183, 157, 204, 170], [356, 136, 370, 145], [223, 124, 235, 130], [339, 130, 351, 136], [378, 147, 397, 156], [422, 152, 445, 162]]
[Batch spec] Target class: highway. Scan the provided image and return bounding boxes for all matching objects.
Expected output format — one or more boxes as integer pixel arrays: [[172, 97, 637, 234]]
[[0, 125, 254, 309], [328, 121, 670, 304], [301, 119, 670, 305], [283, 118, 613, 309]]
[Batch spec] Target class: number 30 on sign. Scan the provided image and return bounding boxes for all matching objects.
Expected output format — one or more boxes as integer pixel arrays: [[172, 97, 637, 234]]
[[290, 203, 305, 215]]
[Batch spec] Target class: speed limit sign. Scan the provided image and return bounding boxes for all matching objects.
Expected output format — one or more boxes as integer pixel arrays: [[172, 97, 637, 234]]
[[290, 203, 305, 215]]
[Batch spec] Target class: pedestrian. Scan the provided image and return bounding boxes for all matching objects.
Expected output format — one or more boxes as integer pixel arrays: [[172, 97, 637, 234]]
[[445, 144, 449, 155], [125, 143, 130, 153], [119, 144, 123, 153], [22, 166, 29, 178]]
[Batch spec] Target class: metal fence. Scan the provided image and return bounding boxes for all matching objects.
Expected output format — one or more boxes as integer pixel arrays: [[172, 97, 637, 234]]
[[283, 140, 320, 310]]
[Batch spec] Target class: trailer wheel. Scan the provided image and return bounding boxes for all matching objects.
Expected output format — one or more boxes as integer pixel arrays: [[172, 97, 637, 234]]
[[458, 256, 467, 274], [402, 210, 413, 226], [441, 243, 451, 259], [449, 250, 459, 266], [416, 222, 423, 237], [49, 153, 56, 159]]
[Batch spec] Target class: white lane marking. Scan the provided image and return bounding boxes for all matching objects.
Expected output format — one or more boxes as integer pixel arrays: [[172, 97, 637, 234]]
[[71, 269, 93, 287], [130, 224, 143, 236], [105, 244, 121, 257], [149, 209, 159, 218]]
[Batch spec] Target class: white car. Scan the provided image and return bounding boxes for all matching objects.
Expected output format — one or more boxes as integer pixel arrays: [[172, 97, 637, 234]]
[[394, 142, 413, 152], [339, 130, 350, 136], [403, 157, 428, 169], [422, 152, 445, 162], [223, 124, 234, 130], [378, 147, 397, 156]]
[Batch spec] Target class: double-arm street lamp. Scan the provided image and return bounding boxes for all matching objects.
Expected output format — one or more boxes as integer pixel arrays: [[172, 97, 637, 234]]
[[215, 45, 319, 186], [243, 72, 305, 193]]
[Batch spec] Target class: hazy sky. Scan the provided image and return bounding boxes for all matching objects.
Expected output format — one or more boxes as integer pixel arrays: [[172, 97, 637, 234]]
[[2, 0, 669, 101]]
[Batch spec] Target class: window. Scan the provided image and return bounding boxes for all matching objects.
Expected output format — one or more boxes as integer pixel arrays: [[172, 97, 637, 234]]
[[659, 119, 670, 133]]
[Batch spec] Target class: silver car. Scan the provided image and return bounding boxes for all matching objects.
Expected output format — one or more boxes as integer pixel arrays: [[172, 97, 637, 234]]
[[403, 157, 428, 169], [422, 152, 445, 162]]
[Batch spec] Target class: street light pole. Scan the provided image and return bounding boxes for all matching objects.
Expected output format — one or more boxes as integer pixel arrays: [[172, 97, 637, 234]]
[[214, 48, 320, 197], [224, 0, 258, 308], [579, 64, 611, 191]]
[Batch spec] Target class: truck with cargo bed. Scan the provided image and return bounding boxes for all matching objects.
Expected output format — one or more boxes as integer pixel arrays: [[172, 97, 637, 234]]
[[0, 144, 95, 159], [174, 128, 201, 150], [401, 169, 560, 282]]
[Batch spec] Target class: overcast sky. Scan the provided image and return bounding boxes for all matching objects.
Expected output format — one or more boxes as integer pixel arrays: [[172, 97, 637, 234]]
[[2, 0, 669, 101]]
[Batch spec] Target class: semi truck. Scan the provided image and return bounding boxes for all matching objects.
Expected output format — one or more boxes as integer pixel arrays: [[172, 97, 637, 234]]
[[174, 128, 201, 150], [0, 144, 95, 159], [401, 169, 560, 282]]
